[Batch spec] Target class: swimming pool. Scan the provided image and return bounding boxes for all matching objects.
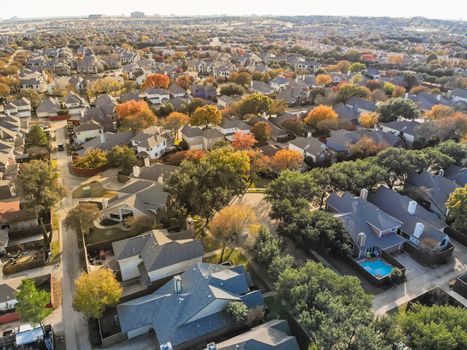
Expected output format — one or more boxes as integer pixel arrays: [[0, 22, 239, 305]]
[[359, 259, 394, 279]]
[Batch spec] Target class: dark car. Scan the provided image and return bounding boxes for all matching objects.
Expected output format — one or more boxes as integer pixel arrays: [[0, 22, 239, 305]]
[[57, 144, 65, 151]]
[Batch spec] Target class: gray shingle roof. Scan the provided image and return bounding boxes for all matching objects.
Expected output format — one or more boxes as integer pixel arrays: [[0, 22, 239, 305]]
[[117, 262, 264, 347]]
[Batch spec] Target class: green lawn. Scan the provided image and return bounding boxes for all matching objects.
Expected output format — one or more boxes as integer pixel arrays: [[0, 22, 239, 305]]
[[72, 181, 116, 199], [204, 247, 249, 266]]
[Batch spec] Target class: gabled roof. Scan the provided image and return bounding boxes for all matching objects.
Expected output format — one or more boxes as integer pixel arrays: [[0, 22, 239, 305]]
[[368, 186, 448, 249], [327, 192, 405, 253], [117, 262, 263, 347], [382, 120, 421, 135], [77, 131, 133, 155], [444, 165, 467, 187], [36, 97, 60, 114], [74, 120, 103, 132], [216, 319, 300, 350], [112, 229, 203, 272], [135, 163, 179, 182], [289, 136, 325, 155], [219, 119, 251, 131], [406, 170, 459, 218]]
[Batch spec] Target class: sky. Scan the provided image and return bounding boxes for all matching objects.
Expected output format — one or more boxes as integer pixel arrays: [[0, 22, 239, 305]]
[[2, 0, 466, 21]]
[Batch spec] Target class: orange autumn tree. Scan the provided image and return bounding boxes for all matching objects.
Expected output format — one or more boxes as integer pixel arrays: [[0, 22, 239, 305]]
[[232, 132, 257, 150], [425, 105, 455, 120], [142, 73, 170, 90], [304, 105, 338, 129], [316, 74, 332, 86], [115, 100, 157, 131], [358, 112, 379, 128], [164, 112, 190, 136], [271, 149, 304, 173]]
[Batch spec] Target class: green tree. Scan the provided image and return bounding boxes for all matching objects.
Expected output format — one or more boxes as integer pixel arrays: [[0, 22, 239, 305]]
[[226, 301, 248, 323], [14, 160, 66, 212], [280, 209, 352, 255], [191, 105, 222, 128], [349, 62, 366, 72], [107, 145, 137, 171], [166, 147, 251, 224], [268, 254, 295, 281], [398, 304, 467, 350], [26, 125, 49, 147], [239, 93, 272, 116], [251, 225, 282, 266], [265, 170, 319, 221], [275, 261, 390, 350], [376, 148, 418, 188], [446, 185, 467, 233], [73, 149, 108, 169], [328, 158, 387, 195], [64, 203, 100, 235], [435, 140, 467, 166], [16, 279, 52, 332], [73, 268, 122, 319], [251, 121, 272, 145], [336, 83, 370, 103], [377, 97, 421, 122], [219, 82, 245, 96]]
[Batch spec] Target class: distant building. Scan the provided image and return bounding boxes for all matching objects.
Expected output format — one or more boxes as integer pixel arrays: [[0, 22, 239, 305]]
[[131, 11, 145, 18], [88, 14, 102, 19]]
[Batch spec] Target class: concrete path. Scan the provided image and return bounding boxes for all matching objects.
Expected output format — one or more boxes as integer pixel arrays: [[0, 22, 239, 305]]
[[373, 238, 467, 315], [52, 122, 92, 350]]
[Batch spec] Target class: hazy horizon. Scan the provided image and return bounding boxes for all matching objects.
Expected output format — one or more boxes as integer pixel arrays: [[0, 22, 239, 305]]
[[2, 0, 466, 21]]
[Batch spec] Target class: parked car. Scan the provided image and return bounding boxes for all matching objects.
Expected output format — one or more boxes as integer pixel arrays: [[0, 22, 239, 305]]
[[58, 144, 65, 151]]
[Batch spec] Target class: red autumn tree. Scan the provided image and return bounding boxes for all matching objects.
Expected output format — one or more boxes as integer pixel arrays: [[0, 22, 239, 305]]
[[142, 73, 170, 90], [232, 132, 257, 150], [115, 100, 157, 131]]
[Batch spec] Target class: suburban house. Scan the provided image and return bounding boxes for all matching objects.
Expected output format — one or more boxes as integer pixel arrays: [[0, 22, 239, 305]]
[[217, 95, 241, 109], [36, 97, 61, 119], [210, 319, 300, 350], [64, 92, 89, 120], [368, 186, 452, 260], [181, 125, 224, 151], [116, 262, 264, 348], [131, 126, 171, 159], [451, 88, 467, 104], [101, 179, 169, 223], [80, 94, 117, 131], [75, 131, 133, 156], [444, 165, 467, 187], [270, 77, 289, 92], [191, 84, 217, 100], [333, 104, 360, 127], [132, 162, 178, 183], [169, 83, 186, 98], [18, 71, 47, 93], [5, 98, 32, 118], [145, 88, 170, 105], [380, 120, 422, 146], [250, 81, 274, 95], [288, 136, 335, 165], [0, 279, 21, 312], [112, 229, 203, 285], [405, 170, 459, 222], [217, 119, 251, 141], [346, 96, 376, 113], [326, 191, 405, 259], [73, 120, 104, 144]]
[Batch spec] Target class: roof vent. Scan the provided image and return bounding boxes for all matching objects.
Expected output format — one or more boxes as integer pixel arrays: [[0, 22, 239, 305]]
[[357, 232, 366, 247], [408, 200, 417, 215], [174, 275, 182, 294]]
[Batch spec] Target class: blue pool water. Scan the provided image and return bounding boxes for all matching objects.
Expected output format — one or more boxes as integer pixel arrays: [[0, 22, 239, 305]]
[[359, 259, 394, 278]]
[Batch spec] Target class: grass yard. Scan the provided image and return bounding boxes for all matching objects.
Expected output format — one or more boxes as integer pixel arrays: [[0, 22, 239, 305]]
[[72, 181, 116, 199], [204, 247, 249, 266]]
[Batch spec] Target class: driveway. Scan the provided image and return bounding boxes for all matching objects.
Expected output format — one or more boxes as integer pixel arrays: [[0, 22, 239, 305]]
[[373, 238, 467, 315], [52, 122, 92, 350]]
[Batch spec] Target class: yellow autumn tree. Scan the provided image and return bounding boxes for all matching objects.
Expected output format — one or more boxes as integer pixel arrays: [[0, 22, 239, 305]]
[[304, 105, 338, 129], [316, 74, 332, 86], [358, 112, 379, 128], [209, 204, 257, 263], [73, 268, 122, 319]]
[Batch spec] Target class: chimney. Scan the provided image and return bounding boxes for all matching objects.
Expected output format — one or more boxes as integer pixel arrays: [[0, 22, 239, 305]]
[[408, 200, 417, 215], [186, 216, 195, 236], [99, 132, 105, 144], [436, 94, 441, 101], [307, 131, 312, 138], [144, 157, 150, 167], [102, 198, 109, 209], [438, 169, 444, 177], [357, 232, 366, 247], [157, 175, 164, 184], [413, 222, 424, 239], [174, 275, 182, 294], [360, 188, 368, 201], [132, 165, 140, 178]]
